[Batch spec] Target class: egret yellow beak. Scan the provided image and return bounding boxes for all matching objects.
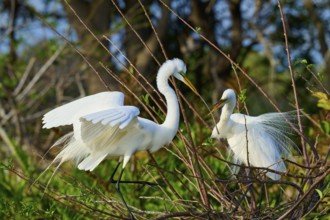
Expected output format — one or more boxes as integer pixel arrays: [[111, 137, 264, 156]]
[[182, 76, 198, 95], [210, 98, 228, 114]]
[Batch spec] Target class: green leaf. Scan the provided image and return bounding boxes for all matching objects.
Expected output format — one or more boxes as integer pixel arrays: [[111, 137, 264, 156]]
[[129, 65, 134, 74], [312, 92, 328, 100], [307, 63, 315, 68], [321, 121, 330, 135], [238, 89, 247, 103], [318, 99, 330, 110], [293, 60, 300, 66], [140, 93, 150, 105], [312, 92, 330, 110], [315, 189, 323, 198], [300, 59, 308, 64], [202, 137, 214, 146]]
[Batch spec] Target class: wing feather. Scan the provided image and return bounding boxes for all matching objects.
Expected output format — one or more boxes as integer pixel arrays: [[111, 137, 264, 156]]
[[228, 111, 298, 180], [78, 106, 140, 154], [82, 106, 140, 129], [42, 92, 124, 129], [78, 153, 108, 171], [44, 100, 141, 172]]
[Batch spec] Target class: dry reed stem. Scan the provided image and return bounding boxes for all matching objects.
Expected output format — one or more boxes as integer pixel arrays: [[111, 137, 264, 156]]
[[23, 0, 328, 218]]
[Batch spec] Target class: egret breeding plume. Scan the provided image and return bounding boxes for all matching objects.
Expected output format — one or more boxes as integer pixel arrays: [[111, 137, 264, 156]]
[[210, 89, 297, 180], [42, 58, 197, 219]]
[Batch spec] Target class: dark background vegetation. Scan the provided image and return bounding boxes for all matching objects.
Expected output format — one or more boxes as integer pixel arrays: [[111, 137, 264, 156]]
[[0, 0, 329, 219]]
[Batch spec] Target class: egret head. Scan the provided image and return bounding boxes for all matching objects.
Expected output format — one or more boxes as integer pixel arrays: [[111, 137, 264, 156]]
[[172, 58, 187, 77], [210, 89, 236, 113], [221, 89, 236, 101], [171, 58, 197, 94]]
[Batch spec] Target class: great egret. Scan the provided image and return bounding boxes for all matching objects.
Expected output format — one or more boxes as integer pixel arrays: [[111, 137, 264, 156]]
[[210, 89, 297, 180], [42, 58, 197, 219]]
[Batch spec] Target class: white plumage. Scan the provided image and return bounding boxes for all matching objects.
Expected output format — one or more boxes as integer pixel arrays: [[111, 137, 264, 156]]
[[43, 58, 196, 172], [43, 92, 124, 129], [42, 58, 197, 219], [211, 89, 297, 180]]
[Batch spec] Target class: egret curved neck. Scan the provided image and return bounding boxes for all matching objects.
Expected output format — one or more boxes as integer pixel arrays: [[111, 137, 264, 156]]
[[158, 76, 180, 132], [220, 101, 235, 123], [163, 87, 180, 131]]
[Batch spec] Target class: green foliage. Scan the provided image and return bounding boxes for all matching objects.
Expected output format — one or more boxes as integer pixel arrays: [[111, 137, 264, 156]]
[[312, 92, 330, 110], [320, 121, 330, 135], [195, 26, 202, 33], [1, 54, 329, 218], [140, 93, 150, 106], [0, 162, 51, 219], [1, 1, 329, 219], [238, 89, 247, 103]]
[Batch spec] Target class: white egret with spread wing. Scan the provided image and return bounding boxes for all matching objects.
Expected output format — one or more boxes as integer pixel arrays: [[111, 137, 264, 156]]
[[210, 89, 297, 180], [42, 58, 196, 219]]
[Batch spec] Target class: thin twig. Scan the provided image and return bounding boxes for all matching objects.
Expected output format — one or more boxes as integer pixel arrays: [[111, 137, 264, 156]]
[[38, 16, 108, 90], [159, 0, 311, 144], [243, 115, 250, 167], [231, 58, 249, 115], [13, 57, 36, 96], [100, 63, 158, 122], [154, 211, 209, 220], [16, 44, 66, 101], [177, 89, 210, 209], [137, 0, 168, 60], [102, 35, 167, 113], [277, 0, 309, 166], [306, 66, 329, 95], [147, 150, 183, 201], [110, 0, 160, 66], [277, 167, 330, 220]]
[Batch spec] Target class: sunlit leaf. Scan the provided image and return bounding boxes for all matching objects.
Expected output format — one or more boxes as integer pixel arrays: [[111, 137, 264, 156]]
[[300, 59, 308, 64], [238, 89, 247, 103], [312, 92, 328, 100], [315, 189, 323, 199], [312, 92, 330, 110]]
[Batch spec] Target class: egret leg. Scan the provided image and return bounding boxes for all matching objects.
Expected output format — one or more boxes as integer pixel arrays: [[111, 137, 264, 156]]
[[109, 161, 122, 184], [116, 167, 135, 220], [108, 161, 158, 219], [109, 161, 158, 188]]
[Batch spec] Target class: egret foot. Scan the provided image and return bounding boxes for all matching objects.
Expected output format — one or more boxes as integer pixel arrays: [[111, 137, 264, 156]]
[[108, 161, 158, 189]]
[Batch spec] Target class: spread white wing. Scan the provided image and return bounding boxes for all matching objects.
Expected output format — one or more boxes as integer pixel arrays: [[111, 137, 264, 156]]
[[81, 106, 140, 129], [228, 112, 297, 180], [230, 111, 297, 156], [77, 106, 141, 171], [42, 91, 124, 129]]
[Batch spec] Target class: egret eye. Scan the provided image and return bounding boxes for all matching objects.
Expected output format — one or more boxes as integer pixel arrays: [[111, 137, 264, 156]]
[[179, 70, 186, 76]]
